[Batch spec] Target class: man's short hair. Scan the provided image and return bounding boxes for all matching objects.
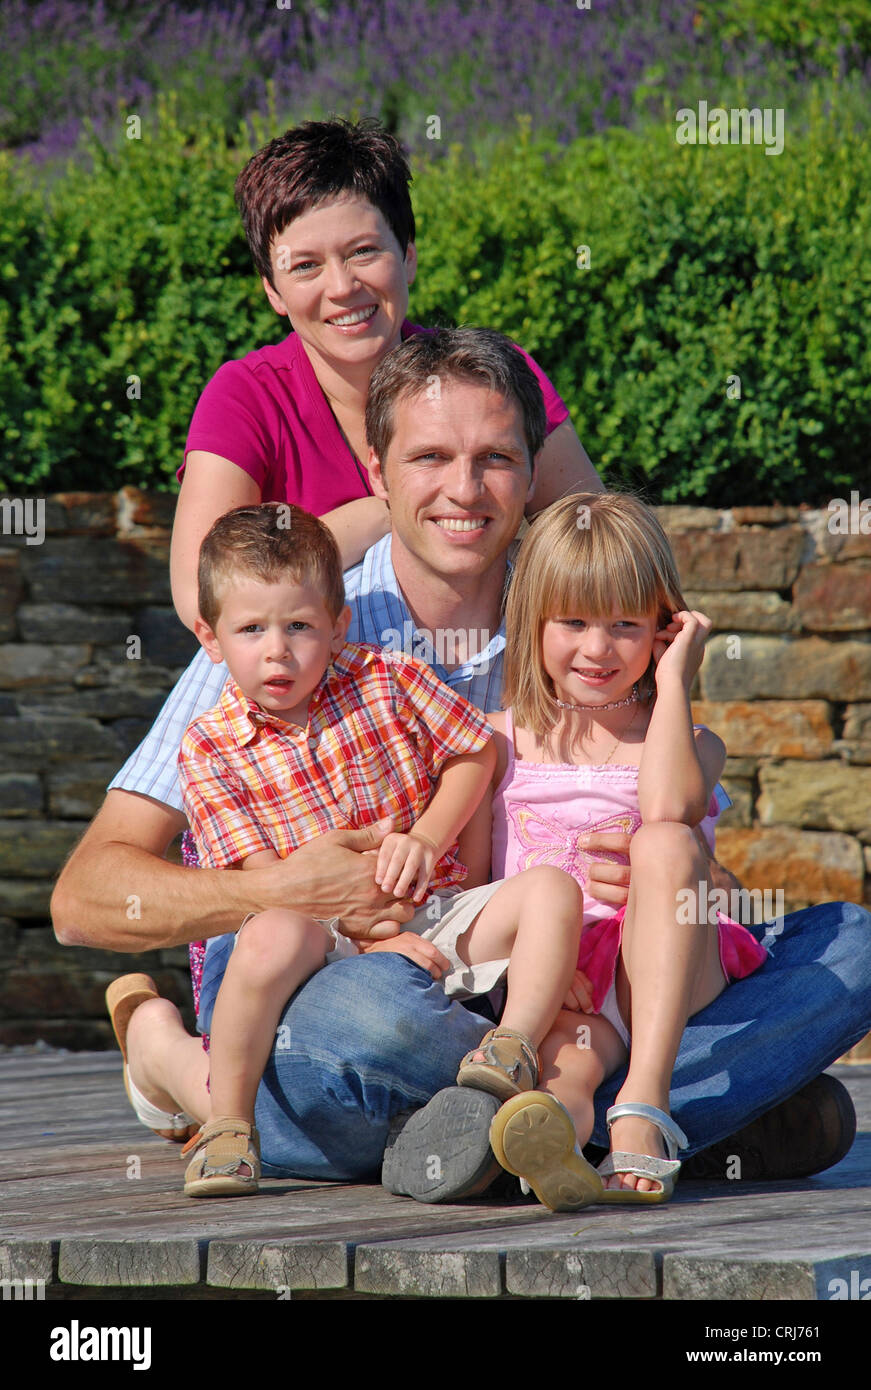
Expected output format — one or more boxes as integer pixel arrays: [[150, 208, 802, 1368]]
[[198, 503, 345, 630], [235, 118, 415, 287], [364, 327, 547, 468]]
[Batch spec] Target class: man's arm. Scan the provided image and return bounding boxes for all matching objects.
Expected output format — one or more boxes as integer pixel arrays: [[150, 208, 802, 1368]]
[[51, 790, 413, 952]]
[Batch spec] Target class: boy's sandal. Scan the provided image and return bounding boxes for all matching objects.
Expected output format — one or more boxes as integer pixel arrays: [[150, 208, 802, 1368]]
[[597, 1102, 689, 1205], [489, 1091, 605, 1212], [183, 1118, 261, 1198], [456, 1027, 540, 1102], [105, 974, 198, 1142]]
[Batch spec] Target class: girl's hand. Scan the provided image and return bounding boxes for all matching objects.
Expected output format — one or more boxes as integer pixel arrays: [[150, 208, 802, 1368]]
[[359, 933, 451, 979], [374, 831, 440, 902], [563, 968, 595, 1013], [652, 610, 712, 690]]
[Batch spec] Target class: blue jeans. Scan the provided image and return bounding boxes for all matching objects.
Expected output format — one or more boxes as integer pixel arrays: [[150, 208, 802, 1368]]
[[198, 901, 871, 1178]]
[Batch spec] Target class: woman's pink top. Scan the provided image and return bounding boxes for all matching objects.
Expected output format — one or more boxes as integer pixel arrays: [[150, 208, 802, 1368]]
[[491, 708, 768, 1010], [181, 322, 569, 516]]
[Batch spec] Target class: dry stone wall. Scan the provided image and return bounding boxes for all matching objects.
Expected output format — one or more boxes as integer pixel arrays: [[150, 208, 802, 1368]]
[[0, 490, 869, 1048]]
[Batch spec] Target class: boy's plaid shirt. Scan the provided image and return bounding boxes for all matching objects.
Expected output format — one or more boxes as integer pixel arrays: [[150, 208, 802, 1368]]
[[178, 641, 493, 890]]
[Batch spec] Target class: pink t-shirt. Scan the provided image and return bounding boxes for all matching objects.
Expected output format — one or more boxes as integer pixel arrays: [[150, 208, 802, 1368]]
[[181, 322, 570, 514]]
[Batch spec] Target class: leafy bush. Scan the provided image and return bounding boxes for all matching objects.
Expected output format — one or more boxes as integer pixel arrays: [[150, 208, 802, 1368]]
[[2, 102, 868, 504]]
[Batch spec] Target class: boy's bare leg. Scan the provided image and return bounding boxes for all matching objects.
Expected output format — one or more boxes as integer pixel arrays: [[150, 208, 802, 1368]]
[[457, 866, 582, 1049], [608, 822, 728, 1191], [206, 908, 331, 1123]]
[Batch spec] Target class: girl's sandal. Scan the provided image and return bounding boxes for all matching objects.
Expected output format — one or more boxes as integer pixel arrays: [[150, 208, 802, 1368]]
[[596, 1103, 689, 1205], [105, 974, 198, 1142], [183, 1118, 261, 1198], [456, 1027, 540, 1102]]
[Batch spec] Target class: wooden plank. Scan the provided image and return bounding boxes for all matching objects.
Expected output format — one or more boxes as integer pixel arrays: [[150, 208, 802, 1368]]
[[207, 1239, 350, 1291], [58, 1238, 202, 1287], [0, 1239, 53, 1284], [663, 1251, 871, 1301], [355, 1243, 503, 1298]]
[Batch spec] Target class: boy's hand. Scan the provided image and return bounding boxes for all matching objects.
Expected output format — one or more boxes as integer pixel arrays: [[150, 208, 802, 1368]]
[[563, 968, 595, 1013], [359, 933, 451, 979], [374, 831, 440, 902], [653, 609, 712, 690]]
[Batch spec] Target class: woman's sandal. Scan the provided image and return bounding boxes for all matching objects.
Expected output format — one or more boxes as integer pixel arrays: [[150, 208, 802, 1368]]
[[105, 974, 198, 1142], [182, 1118, 261, 1198], [456, 1027, 540, 1102], [596, 1102, 689, 1204], [489, 1091, 605, 1212]]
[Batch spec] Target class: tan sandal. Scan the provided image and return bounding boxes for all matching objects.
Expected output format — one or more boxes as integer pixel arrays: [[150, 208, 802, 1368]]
[[105, 974, 198, 1142], [456, 1027, 539, 1101], [183, 1117, 261, 1198]]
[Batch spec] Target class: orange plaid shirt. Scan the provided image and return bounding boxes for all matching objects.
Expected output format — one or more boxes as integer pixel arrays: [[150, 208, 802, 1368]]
[[178, 642, 493, 891]]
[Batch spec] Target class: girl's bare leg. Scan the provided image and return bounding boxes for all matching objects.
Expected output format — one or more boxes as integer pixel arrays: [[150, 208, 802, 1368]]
[[456, 866, 582, 1049], [539, 1008, 628, 1147], [608, 822, 728, 1191], [125, 998, 211, 1127]]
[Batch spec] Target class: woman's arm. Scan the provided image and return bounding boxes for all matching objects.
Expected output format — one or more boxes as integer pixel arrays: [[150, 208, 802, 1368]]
[[320, 496, 391, 570], [527, 419, 603, 515], [170, 452, 262, 630]]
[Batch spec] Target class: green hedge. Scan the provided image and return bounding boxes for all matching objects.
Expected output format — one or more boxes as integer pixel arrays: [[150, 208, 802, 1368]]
[[2, 100, 869, 504]]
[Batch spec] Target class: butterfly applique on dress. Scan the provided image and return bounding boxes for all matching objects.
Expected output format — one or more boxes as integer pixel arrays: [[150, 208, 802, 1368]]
[[506, 803, 641, 888]]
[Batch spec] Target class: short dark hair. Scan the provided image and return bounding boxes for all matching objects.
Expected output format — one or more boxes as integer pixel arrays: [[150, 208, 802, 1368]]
[[365, 327, 547, 467], [235, 118, 415, 287], [198, 503, 345, 629]]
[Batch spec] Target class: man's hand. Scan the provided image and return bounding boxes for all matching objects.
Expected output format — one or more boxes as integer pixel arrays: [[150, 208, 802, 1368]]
[[374, 831, 439, 903], [265, 819, 415, 942], [358, 933, 451, 979], [563, 968, 595, 1012]]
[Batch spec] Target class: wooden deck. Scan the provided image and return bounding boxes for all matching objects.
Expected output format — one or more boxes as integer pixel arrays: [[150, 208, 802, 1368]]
[[2, 1049, 870, 1302]]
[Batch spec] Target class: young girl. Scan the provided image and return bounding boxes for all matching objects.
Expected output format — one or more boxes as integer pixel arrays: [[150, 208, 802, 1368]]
[[454, 492, 768, 1209]]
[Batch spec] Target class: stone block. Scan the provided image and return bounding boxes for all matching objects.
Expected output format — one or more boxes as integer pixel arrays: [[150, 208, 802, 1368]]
[[718, 778, 753, 828], [51, 492, 117, 534], [683, 590, 799, 633], [0, 717, 125, 770], [17, 604, 132, 645], [731, 505, 801, 525], [0, 879, 52, 918], [669, 527, 804, 592], [0, 549, 23, 617], [135, 607, 199, 668], [0, 819, 89, 878], [758, 761, 871, 841], [655, 506, 723, 532], [27, 686, 168, 722], [716, 827, 864, 907], [724, 756, 758, 778], [0, 773, 43, 816], [843, 704, 871, 741], [21, 536, 171, 606], [117, 486, 176, 532], [0, 643, 91, 689], [700, 636, 871, 702], [692, 700, 833, 758], [792, 560, 871, 631], [47, 762, 118, 818]]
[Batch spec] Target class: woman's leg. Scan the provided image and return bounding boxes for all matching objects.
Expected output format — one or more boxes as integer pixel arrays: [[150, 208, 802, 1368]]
[[456, 866, 582, 1049], [608, 821, 728, 1191]]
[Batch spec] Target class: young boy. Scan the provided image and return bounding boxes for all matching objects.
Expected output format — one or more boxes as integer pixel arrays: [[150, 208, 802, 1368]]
[[109, 503, 583, 1197]]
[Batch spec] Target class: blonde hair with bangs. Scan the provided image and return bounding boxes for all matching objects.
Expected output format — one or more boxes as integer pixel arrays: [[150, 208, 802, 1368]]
[[503, 492, 687, 737]]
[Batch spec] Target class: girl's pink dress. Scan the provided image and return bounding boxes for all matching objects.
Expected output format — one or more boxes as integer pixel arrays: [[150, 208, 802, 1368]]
[[490, 708, 768, 1018]]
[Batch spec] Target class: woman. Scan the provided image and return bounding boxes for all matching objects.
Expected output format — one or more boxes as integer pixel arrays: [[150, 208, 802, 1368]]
[[169, 117, 601, 632]]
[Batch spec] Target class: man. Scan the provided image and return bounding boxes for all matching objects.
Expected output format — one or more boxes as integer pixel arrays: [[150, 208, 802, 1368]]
[[52, 329, 869, 1194]]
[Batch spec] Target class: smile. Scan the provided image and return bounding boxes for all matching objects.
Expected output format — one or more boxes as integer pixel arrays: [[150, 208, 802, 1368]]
[[433, 517, 488, 532], [326, 306, 377, 326]]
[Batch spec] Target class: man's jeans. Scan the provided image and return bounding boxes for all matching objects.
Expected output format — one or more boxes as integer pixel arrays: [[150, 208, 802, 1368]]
[[198, 901, 871, 1178]]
